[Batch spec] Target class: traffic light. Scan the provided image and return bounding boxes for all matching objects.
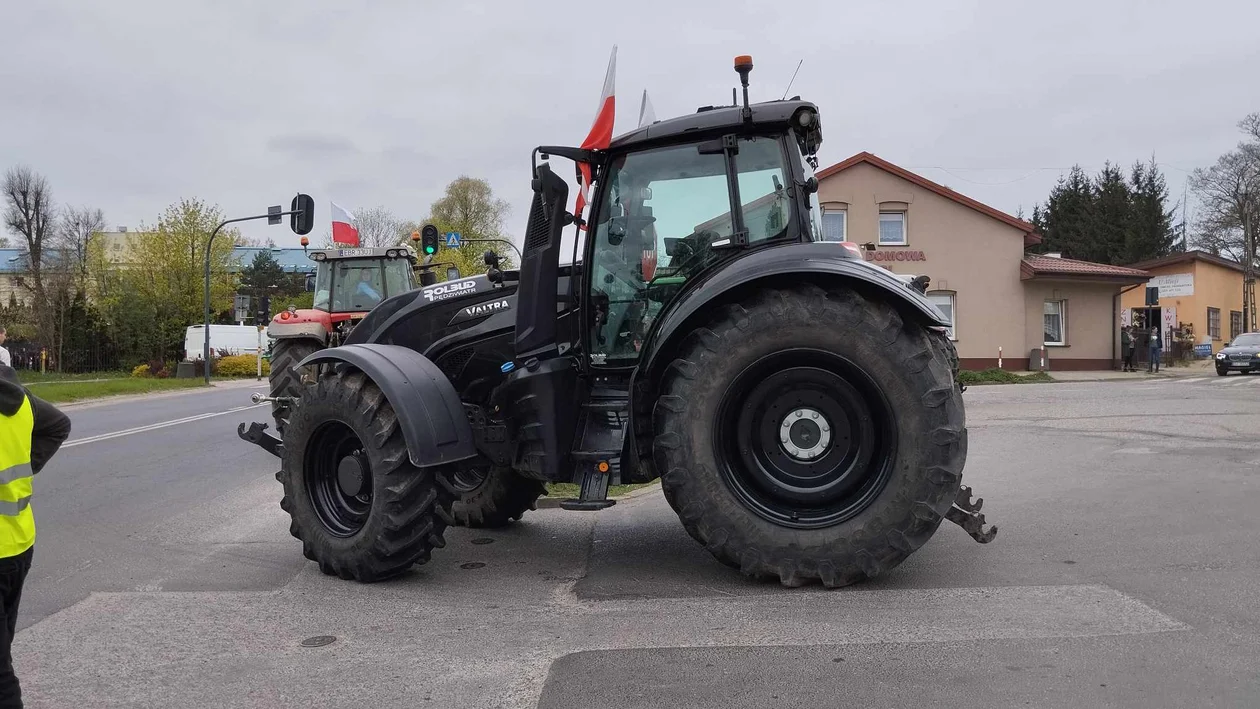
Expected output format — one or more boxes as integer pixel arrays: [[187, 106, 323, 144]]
[[290, 194, 314, 236], [420, 224, 440, 256], [255, 295, 271, 324]]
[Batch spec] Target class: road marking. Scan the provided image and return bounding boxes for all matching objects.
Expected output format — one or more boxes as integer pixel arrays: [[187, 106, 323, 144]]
[[63, 404, 266, 448]]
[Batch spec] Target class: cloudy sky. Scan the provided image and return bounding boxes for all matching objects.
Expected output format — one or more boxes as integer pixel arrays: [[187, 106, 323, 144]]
[[3, 0, 1258, 247]]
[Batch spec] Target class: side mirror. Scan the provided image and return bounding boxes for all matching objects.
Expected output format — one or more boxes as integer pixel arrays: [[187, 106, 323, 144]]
[[304, 273, 315, 292], [419, 270, 437, 287], [446, 266, 461, 281], [290, 194, 315, 236]]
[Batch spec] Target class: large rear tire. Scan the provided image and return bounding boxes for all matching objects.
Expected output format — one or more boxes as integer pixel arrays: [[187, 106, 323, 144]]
[[449, 467, 546, 528], [278, 368, 454, 582], [653, 284, 966, 588], [269, 338, 323, 435]]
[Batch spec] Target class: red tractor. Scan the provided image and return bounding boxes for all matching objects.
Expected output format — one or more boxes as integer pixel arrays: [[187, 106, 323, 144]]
[[266, 245, 425, 433]]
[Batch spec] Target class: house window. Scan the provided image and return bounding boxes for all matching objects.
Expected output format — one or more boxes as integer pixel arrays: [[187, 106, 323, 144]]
[[1230, 310, 1242, 341], [927, 291, 956, 340], [878, 211, 907, 245], [1044, 300, 1067, 345], [821, 210, 846, 242], [1208, 307, 1221, 339]]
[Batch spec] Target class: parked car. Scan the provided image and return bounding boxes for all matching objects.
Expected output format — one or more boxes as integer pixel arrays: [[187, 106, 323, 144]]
[[1214, 332, 1260, 375]]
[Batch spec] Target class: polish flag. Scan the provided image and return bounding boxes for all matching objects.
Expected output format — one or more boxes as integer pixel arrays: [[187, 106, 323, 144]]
[[574, 46, 617, 229], [331, 202, 360, 246]]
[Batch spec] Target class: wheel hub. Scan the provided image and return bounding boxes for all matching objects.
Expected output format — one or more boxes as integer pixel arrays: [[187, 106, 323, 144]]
[[337, 454, 366, 497], [779, 407, 831, 460], [716, 349, 897, 530]]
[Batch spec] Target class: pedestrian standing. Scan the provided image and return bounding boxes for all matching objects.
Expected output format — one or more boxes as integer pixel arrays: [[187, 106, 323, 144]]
[[1128, 324, 1139, 372], [1147, 326, 1163, 373], [0, 365, 70, 708], [0, 329, 10, 369]]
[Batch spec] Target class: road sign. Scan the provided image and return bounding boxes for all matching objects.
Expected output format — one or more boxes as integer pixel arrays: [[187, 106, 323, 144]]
[[445, 232, 462, 248], [234, 294, 251, 322]]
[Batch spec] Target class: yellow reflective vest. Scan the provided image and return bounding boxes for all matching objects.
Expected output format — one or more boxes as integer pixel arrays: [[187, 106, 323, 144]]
[[0, 395, 35, 558]]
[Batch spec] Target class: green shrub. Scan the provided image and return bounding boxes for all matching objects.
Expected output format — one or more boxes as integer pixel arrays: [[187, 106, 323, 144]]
[[217, 354, 269, 377], [957, 368, 1052, 385]]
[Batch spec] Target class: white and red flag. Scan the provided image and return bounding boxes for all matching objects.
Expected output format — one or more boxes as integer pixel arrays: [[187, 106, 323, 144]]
[[574, 45, 617, 228], [330, 202, 360, 246]]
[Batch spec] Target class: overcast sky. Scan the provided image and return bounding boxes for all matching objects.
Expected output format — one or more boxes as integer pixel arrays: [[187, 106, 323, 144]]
[[3, 0, 1258, 248]]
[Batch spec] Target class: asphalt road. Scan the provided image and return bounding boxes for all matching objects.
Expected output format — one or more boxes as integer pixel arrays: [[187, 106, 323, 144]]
[[14, 374, 1260, 708]]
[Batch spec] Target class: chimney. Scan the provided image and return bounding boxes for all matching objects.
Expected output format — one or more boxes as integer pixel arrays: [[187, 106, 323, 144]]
[[1045, 252, 1062, 258]]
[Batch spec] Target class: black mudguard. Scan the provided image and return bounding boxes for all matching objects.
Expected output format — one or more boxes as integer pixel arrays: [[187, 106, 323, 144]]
[[298, 344, 477, 468], [639, 243, 949, 380]]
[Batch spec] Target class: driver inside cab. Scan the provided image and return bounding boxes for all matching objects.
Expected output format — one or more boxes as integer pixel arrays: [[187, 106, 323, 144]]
[[355, 269, 382, 304]]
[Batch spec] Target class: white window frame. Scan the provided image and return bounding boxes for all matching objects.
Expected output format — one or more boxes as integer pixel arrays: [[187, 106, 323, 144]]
[[878, 211, 907, 246], [1044, 300, 1067, 346], [927, 291, 956, 341], [821, 209, 847, 242]]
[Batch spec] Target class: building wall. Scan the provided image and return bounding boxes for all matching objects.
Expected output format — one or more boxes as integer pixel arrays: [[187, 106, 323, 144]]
[[815, 162, 1028, 364], [1023, 279, 1120, 369], [1119, 259, 1244, 352]]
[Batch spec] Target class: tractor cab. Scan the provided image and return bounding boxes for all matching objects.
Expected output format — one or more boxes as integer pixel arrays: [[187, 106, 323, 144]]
[[306, 246, 419, 314]]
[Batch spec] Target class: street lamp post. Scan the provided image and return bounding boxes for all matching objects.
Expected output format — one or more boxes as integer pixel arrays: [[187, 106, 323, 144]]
[[202, 195, 314, 385]]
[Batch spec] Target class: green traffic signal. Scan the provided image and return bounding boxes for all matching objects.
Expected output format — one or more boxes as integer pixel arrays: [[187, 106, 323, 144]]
[[420, 223, 440, 256]]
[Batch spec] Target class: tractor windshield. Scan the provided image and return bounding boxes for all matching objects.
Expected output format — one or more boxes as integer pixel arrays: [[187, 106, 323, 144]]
[[312, 258, 415, 313], [588, 135, 792, 364]]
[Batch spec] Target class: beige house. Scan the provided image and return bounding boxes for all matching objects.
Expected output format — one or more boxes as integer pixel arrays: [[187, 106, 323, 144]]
[[815, 152, 1149, 370]]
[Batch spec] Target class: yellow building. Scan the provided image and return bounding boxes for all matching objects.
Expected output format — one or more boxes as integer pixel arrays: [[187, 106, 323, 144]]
[[1123, 250, 1247, 355]]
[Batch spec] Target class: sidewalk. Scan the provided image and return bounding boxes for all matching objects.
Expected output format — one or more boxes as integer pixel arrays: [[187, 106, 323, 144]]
[[1044, 359, 1213, 382]]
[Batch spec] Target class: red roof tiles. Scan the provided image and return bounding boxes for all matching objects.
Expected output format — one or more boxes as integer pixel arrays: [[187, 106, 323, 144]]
[[1020, 255, 1150, 281]]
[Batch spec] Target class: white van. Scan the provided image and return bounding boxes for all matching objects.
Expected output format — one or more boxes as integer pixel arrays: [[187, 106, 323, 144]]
[[184, 324, 270, 360]]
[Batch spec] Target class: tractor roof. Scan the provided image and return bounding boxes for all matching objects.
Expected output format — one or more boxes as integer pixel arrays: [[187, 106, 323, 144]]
[[307, 246, 416, 261], [609, 98, 821, 153]]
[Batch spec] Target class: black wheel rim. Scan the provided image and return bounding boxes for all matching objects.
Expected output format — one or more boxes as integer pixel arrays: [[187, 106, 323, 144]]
[[714, 348, 897, 530], [304, 420, 373, 537]]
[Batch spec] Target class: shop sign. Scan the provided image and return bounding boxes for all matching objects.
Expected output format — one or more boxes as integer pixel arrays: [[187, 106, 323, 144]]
[[865, 249, 927, 263], [1150, 273, 1193, 298]]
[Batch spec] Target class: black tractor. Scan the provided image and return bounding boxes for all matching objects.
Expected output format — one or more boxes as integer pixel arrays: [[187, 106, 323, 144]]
[[239, 55, 996, 586]]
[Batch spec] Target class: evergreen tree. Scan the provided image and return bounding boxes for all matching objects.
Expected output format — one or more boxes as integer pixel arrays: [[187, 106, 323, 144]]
[[1125, 158, 1183, 263], [1092, 162, 1131, 264], [1037, 165, 1095, 259]]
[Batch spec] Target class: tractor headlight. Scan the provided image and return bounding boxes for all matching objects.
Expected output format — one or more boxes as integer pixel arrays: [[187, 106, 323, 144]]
[[386, 249, 398, 258]]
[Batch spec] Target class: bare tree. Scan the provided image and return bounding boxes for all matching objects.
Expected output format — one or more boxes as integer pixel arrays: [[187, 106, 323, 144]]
[[351, 205, 403, 248], [1190, 114, 1260, 329], [58, 205, 106, 287], [3, 166, 58, 348]]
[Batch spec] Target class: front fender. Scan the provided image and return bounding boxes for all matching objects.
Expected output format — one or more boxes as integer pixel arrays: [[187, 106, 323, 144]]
[[298, 344, 476, 468]]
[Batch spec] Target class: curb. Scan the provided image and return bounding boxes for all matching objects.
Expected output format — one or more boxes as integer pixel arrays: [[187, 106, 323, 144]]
[[536, 481, 662, 509]]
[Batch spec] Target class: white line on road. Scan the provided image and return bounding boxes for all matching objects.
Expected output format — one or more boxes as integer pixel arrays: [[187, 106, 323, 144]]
[[63, 404, 266, 448]]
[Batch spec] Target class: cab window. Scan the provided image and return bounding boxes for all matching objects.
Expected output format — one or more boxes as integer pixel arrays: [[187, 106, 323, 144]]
[[588, 136, 791, 364]]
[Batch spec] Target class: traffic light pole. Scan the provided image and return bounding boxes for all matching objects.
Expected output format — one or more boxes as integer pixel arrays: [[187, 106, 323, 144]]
[[203, 207, 306, 385]]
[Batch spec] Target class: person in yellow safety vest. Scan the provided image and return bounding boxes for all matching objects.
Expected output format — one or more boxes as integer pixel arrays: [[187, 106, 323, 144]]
[[0, 365, 69, 708]]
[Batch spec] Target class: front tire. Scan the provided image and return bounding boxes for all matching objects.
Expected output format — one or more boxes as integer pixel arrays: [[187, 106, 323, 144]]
[[269, 338, 323, 435], [1217, 367, 1229, 376], [653, 284, 965, 588], [279, 368, 454, 582]]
